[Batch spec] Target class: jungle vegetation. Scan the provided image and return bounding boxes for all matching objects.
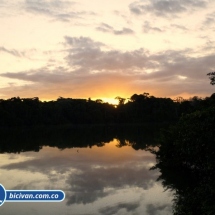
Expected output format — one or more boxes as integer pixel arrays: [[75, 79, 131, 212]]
[[0, 92, 215, 126], [151, 73, 215, 215]]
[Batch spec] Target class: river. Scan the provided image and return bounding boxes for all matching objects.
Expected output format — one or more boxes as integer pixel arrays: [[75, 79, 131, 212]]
[[0, 125, 173, 215]]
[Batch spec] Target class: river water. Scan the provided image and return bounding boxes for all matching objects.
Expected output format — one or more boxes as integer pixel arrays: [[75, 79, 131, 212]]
[[0, 126, 173, 215]]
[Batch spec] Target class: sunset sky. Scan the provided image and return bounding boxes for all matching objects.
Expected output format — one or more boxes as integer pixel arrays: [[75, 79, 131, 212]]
[[0, 0, 215, 103]]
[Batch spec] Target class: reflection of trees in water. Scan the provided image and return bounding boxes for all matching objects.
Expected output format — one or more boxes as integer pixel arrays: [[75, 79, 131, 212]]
[[152, 164, 215, 215], [152, 107, 215, 215], [0, 124, 165, 153], [0, 125, 111, 153], [113, 124, 163, 150]]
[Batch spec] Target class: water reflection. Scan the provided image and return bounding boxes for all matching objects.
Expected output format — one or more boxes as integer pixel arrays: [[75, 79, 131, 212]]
[[0, 125, 172, 215], [0, 124, 162, 153], [153, 153, 215, 215]]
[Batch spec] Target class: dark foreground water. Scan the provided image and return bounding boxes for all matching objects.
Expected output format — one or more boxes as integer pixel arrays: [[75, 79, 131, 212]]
[[0, 125, 173, 215]]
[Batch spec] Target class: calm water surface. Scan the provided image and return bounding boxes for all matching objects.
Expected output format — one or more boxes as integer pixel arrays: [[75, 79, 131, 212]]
[[0, 127, 173, 215]]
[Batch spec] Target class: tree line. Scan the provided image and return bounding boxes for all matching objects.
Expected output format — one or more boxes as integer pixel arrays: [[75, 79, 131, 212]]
[[0, 92, 215, 126]]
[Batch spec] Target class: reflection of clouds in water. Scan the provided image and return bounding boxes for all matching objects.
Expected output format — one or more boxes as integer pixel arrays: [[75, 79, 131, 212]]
[[99, 202, 140, 215], [1, 147, 158, 205], [146, 203, 172, 215], [1, 155, 81, 175], [0, 145, 161, 210], [66, 165, 157, 205], [1, 142, 155, 176], [11, 180, 46, 190]]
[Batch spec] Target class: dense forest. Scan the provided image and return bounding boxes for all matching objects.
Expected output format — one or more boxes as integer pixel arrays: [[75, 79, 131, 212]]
[[0, 92, 215, 126], [151, 106, 215, 215], [151, 72, 215, 215]]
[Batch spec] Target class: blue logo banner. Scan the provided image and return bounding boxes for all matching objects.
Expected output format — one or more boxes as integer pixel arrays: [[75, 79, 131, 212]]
[[0, 184, 6, 206], [0, 184, 65, 206]]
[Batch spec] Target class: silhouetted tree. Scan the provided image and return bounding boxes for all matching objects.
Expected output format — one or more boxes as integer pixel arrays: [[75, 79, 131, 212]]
[[1, 92, 214, 126], [115, 96, 126, 105], [207, 71, 215, 85]]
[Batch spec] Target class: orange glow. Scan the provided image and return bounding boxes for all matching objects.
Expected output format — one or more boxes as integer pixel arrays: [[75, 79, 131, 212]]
[[94, 98, 118, 105]]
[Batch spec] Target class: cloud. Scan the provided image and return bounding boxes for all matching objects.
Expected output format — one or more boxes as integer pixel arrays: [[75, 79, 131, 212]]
[[99, 202, 140, 215], [146, 203, 171, 215], [0, 71, 135, 100], [11, 180, 46, 190], [170, 24, 188, 31], [66, 165, 157, 204], [143, 21, 163, 33], [204, 17, 215, 25], [96, 23, 113, 32], [202, 11, 215, 26], [0, 36, 214, 99], [24, 0, 93, 21], [96, 23, 134, 35], [148, 50, 215, 81], [64, 36, 215, 83], [64, 36, 148, 71], [64, 36, 104, 50], [0, 46, 25, 57], [129, 0, 207, 17], [113, 27, 134, 35], [0, 67, 70, 83]]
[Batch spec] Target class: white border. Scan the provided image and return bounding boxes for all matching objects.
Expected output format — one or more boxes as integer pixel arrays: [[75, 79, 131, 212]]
[[5, 190, 65, 202]]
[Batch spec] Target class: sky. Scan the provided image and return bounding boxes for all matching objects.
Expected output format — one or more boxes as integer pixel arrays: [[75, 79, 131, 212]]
[[0, 0, 215, 103]]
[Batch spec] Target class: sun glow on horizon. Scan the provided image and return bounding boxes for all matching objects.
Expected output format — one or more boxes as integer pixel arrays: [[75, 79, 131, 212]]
[[94, 97, 119, 105], [40, 96, 121, 105], [0, 0, 214, 100]]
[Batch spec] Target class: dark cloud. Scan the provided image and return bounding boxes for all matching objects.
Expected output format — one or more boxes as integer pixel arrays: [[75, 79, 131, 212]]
[[150, 1, 186, 13], [170, 24, 188, 31], [64, 36, 148, 70], [1, 67, 71, 83], [99, 202, 140, 215], [148, 50, 215, 81], [114, 27, 134, 35], [203, 11, 215, 27], [143, 21, 163, 33], [11, 180, 45, 190], [96, 23, 113, 32], [129, 0, 207, 17], [64, 36, 104, 49], [96, 23, 134, 35], [204, 17, 215, 25], [146, 203, 172, 215], [25, 0, 73, 14], [64, 36, 215, 83]]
